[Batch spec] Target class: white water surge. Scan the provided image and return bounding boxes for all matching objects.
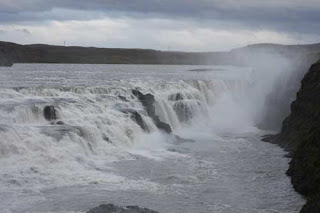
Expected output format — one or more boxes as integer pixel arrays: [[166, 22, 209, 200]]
[[0, 64, 304, 213]]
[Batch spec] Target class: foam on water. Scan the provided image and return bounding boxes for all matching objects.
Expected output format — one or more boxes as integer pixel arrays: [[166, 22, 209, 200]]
[[0, 65, 251, 195], [0, 64, 304, 212]]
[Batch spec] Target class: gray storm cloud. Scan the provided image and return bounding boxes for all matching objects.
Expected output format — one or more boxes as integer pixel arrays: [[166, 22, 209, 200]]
[[0, 0, 320, 34], [0, 0, 319, 51]]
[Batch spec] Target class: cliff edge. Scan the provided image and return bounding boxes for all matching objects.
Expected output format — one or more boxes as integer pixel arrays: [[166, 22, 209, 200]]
[[274, 61, 320, 212]]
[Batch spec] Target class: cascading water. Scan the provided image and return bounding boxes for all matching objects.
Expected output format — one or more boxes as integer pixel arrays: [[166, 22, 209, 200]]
[[0, 64, 304, 213], [0, 66, 249, 193]]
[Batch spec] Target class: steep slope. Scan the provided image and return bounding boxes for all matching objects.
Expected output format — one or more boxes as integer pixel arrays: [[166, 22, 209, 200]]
[[272, 61, 320, 212]]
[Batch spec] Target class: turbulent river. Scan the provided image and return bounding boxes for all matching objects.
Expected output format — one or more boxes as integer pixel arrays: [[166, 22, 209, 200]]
[[0, 64, 304, 213]]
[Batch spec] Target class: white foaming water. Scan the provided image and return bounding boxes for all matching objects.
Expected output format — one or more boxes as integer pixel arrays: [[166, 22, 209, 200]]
[[0, 64, 304, 213]]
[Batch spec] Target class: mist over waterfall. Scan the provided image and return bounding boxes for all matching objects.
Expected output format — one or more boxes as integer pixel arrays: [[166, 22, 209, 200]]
[[0, 62, 306, 212], [0, 60, 298, 181], [0, 0, 319, 209]]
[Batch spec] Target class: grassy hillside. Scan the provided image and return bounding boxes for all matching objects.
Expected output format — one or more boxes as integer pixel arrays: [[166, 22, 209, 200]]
[[0, 42, 232, 66]]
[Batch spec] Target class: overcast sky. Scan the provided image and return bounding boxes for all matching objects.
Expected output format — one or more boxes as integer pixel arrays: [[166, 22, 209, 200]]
[[0, 0, 319, 51]]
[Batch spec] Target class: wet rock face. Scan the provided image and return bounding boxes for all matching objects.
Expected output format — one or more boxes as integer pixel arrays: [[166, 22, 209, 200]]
[[274, 61, 320, 212], [130, 111, 149, 132], [86, 204, 159, 213], [43, 106, 57, 121], [300, 194, 320, 213], [154, 119, 172, 133], [121, 109, 150, 132], [132, 89, 172, 134], [132, 90, 156, 116]]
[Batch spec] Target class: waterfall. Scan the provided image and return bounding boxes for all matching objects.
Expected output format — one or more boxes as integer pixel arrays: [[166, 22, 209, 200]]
[[0, 78, 251, 192], [0, 79, 251, 154]]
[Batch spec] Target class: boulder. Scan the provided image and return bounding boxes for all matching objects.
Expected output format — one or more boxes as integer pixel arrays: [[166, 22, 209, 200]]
[[86, 204, 158, 213], [154, 119, 172, 134], [55, 120, 65, 125], [130, 111, 149, 132], [43, 105, 57, 121], [132, 89, 172, 134], [132, 90, 155, 116], [120, 109, 149, 132]]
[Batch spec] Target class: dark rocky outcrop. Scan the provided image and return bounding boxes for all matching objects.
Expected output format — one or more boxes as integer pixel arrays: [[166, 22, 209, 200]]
[[121, 109, 149, 132], [55, 120, 65, 125], [43, 105, 57, 121], [87, 204, 158, 213], [300, 194, 320, 213], [132, 89, 172, 134], [269, 61, 320, 212], [130, 111, 149, 133]]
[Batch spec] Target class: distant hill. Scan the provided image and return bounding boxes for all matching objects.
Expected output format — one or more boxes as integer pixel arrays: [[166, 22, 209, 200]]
[[1, 41, 320, 67], [0, 41, 320, 66], [0, 41, 232, 66]]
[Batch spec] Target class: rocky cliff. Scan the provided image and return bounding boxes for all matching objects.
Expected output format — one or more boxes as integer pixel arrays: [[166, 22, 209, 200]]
[[267, 61, 320, 212]]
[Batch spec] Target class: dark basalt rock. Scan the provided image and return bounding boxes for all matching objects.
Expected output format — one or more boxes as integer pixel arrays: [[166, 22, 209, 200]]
[[55, 120, 65, 125], [103, 134, 111, 143], [121, 109, 149, 132], [154, 119, 172, 134], [132, 90, 156, 116], [86, 204, 158, 213], [43, 105, 57, 121], [300, 194, 320, 213], [269, 61, 320, 213], [130, 111, 149, 132], [132, 89, 172, 134]]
